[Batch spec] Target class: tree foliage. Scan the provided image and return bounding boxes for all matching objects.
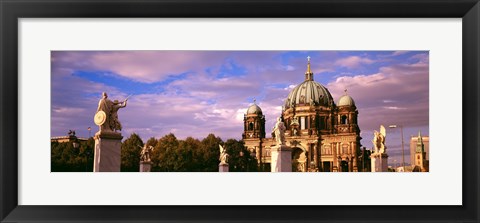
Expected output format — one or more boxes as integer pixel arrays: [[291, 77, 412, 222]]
[[121, 133, 144, 172], [51, 132, 259, 172], [51, 137, 94, 172], [224, 139, 257, 172]]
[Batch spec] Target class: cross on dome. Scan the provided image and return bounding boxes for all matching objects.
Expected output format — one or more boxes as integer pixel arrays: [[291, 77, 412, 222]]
[[305, 56, 313, 80]]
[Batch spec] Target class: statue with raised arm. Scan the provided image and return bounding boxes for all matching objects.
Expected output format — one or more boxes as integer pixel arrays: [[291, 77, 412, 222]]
[[140, 145, 154, 162], [94, 92, 114, 132], [94, 92, 129, 133], [110, 99, 127, 132], [272, 117, 286, 146], [219, 144, 229, 164]]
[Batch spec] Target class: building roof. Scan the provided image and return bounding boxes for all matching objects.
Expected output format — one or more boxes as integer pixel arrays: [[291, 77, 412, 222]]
[[284, 59, 334, 109], [246, 100, 263, 115], [337, 89, 356, 107], [51, 136, 88, 142]]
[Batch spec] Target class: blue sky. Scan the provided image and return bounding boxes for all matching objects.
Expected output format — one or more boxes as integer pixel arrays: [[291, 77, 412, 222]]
[[51, 50, 429, 166]]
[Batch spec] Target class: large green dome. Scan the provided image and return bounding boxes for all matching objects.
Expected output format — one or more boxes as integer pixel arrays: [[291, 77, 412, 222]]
[[284, 80, 334, 109], [284, 57, 334, 109]]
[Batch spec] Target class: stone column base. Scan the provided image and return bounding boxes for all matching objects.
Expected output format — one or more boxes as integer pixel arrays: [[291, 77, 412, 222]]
[[371, 153, 388, 172], [140, 161, 152, 172], [93, 131, 123, 172], [270, 145, 292, 172], [219, 163, 229, 172]]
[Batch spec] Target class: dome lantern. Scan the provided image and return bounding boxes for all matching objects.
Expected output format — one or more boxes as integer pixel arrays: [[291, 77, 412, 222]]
[[305, 56, 314, 81]]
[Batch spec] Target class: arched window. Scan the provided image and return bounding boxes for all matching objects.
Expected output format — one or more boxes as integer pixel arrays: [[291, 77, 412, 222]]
[[249, 122, 254, 131], [341, 115, 348, 124]]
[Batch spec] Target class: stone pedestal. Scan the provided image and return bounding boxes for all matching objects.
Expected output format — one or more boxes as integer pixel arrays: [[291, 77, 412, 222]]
[[371, 153, 388, 172], [93, 131, 123, 172], [140, 161, 151, 172], [219, 163, 229, 172], [270, 145, 292, 172]]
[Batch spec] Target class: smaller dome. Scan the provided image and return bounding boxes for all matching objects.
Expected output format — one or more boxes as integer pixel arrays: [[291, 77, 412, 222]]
[[338, 90, 355, 107], [247, 103, 263, 115]]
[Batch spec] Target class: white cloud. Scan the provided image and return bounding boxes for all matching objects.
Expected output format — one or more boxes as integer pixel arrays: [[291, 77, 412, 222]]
[[334, 56, 375, 69], [284, 65, 295, 71]]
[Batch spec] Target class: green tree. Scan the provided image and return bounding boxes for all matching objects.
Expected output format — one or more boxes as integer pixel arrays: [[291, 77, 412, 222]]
[[51, 138, 94, 172], [151, 133, 179, 172], [224, 139, 258, 172], [121, 133, 143, 172], [199, 134, 224, 172], [177, 137, 202, 171], [79, 137, 95, 172], [145, 137, 158, 148]]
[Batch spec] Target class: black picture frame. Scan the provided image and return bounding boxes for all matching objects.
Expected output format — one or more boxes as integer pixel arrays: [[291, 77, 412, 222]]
[[1, 0, 479, 222]]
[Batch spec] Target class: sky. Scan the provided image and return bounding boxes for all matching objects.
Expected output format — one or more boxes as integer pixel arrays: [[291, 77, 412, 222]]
[[51, 51, 429, 166]]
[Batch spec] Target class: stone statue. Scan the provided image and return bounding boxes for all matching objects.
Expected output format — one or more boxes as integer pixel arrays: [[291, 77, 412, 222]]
[[94, 92, 129, 133], [140, 145, 154, 162], [110, 99, 127, 132], [272, 117, 286, 146], [95, 92, 113, 132], [219, 144, 229, 164], [372, 125, 387, 154]]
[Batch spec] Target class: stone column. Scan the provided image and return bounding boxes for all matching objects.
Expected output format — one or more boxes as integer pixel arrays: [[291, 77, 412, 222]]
[[332, 142, 338, 172], [337, 157, 342, 172], [140, 161, 151, 172], [352, 142, 358, 172], [314, 144, 318, 169], [271, 145, 292, 172], [348, 158, 353, 172], [370, 153, 388, 172], [219, 163, 229, 172], [93, 131, 123, 172], [306, 145, 310, 170], [256, 146, 261, 165]]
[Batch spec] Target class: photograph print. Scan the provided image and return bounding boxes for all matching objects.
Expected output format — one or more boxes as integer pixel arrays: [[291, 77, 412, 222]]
[[51, 51, 429, 173]]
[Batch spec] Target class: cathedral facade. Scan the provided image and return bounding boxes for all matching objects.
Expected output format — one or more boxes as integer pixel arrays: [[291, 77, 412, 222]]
[[242, 58, 362, 172]]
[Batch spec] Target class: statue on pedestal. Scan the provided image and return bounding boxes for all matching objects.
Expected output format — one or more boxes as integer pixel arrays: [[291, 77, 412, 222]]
[[140, 145, 154, 162], [94, 92, 129, 133], [272, 117, 286, 146], [219, 145, 229, 164]]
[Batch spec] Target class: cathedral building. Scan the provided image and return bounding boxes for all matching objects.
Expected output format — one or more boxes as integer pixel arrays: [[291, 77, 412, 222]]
[[242, 58, 362, 172]]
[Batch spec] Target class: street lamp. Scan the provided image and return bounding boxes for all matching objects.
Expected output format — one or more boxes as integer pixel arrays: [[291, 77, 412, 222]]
[[389, 124, 405, 171]]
